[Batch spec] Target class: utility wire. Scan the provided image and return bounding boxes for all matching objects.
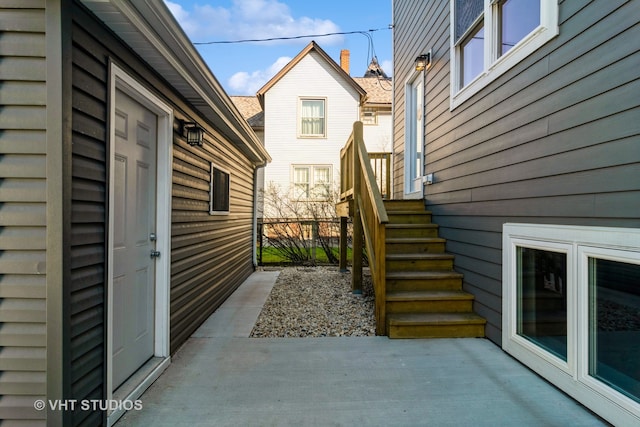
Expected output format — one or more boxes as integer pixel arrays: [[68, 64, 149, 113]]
[[192, 27, 389, 45]]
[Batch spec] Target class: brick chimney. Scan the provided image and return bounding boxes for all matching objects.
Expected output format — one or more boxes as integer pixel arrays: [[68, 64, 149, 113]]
[[340, 49, 350, 75]]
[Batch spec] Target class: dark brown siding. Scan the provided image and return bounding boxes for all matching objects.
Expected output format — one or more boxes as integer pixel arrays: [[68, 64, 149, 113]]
[[169, 119, 256, 353], [393, 0, 640, 344], [68, 3, 257, 425]]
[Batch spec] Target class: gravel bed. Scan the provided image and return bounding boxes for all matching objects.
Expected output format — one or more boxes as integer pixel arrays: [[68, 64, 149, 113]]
[[250, 266, 376, 337]]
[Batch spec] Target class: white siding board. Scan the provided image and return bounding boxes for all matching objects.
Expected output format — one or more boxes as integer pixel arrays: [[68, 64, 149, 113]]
[[363, 111, 392, 152]]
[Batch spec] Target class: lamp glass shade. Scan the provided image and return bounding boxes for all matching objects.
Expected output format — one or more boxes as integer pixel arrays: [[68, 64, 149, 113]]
[[187, 126, 203, 146]]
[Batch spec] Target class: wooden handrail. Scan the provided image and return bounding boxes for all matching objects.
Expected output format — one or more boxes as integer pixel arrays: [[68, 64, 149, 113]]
[[338, 121, 389, 334]]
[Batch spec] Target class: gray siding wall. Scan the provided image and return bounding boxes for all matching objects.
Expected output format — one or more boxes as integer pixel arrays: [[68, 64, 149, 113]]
[[0, 1, 48, 425], [393, 0, 640, 344]]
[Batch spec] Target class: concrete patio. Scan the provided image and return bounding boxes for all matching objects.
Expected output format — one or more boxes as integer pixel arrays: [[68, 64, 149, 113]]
[[115, 270, 607, 426]]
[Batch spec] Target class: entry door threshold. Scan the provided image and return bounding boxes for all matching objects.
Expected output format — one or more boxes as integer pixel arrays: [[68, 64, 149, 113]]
[[108, 356, 171, 426]]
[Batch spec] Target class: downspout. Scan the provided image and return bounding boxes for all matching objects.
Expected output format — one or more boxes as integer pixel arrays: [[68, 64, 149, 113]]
[[252, 162, 266, 268]]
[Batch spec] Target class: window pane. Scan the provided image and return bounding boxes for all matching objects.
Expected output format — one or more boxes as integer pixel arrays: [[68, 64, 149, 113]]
[[499, 0, 540, 56], [301, 99, 325, 136], [210, 167, 229, 212], [455, 0, 483, 42], [313, 167, 331, 199], [314, 167, 330, 184], [361, 107, 377, 125], [294, 167, 310, 198], [589, 258, 640, 403], [517, 247, 568, 360], [461, 23, 484, 87]]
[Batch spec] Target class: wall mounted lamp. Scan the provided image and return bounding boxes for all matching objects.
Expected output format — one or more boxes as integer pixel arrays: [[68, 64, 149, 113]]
[[414, 51, 431, 72], [180, 120, 204, 146]]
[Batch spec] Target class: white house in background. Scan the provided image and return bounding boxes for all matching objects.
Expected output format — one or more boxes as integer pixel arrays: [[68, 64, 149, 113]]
[[233, 41, 392, 215]]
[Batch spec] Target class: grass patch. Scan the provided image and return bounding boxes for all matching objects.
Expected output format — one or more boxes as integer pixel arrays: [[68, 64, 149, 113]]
[[258, 246, 352, 265]]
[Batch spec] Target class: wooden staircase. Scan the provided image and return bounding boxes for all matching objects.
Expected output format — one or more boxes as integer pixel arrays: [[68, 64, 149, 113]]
[[383, 200, 486, 339]]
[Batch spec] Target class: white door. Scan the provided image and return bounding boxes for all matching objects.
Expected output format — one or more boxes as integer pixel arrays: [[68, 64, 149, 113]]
[[405, 76, 424, 197], [112, 89, 158, 389]]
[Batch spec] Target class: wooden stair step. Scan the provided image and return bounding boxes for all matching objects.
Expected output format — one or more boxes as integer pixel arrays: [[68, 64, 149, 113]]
[[386, 253, 454, 261], [386, 270, 464, 291], [387, 312, 487, 339], [386, 290, 475, 313], [385, 223, 439, 238], [386, 253, 455, 270], [386, 237, 446, 244], [385, 237, 446, 254], [383, 200, 426, 211], [386, 290, 475, 302], [386, 270, 464, 280], [387, 211, 433, 224]]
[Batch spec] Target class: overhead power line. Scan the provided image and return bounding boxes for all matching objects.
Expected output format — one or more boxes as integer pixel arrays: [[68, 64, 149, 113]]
[[192, 27, 390, 45]]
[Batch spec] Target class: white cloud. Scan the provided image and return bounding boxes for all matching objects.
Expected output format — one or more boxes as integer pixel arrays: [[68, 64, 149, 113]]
[[165, 0, 341, 45], [228, 56, 292, 95], [380, 59, 393, 77]]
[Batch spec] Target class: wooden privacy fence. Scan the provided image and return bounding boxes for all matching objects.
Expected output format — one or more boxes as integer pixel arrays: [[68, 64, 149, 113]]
[[337, 121, 389, 335]]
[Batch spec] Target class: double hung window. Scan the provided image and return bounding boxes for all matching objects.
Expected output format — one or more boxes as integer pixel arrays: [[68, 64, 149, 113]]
[[300, 98, 326, 137], [293, 165, 331, 200], [451, 0, 557, 108]]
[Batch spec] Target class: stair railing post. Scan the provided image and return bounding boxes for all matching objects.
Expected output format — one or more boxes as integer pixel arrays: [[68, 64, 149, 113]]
[[351, 122, 363, 294], [339, 216, 348, 272]]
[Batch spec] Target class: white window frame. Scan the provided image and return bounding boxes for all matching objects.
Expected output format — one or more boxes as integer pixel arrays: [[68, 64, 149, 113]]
[[291, 164, 332, 200], [450, 0, 559, 110], [209, 163, 230, 215], [298, 97, 327, 138], [503, 223, 640, 426], [361, 107, 378, 125]]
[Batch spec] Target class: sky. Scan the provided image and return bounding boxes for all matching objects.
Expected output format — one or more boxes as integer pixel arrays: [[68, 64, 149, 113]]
[[164, 0, 393, 96]]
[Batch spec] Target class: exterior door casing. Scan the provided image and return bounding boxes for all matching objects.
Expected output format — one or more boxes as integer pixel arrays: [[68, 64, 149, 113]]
[[404, 71, 424, 198]]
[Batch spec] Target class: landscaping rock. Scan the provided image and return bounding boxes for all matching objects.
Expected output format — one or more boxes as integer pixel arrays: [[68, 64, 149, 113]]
[[250, 266, 376, 337]]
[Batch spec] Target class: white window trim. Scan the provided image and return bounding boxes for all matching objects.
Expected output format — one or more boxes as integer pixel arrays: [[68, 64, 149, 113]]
[[577, 245, 640, 417], [298, 97, 327, 138], [504, 238, 575, 374], [449, 0, 559, 110], [291, 164, 333, 200], [209, 163, 231, 215], [361, 107, 378, 125], [503, 223, 640, 426]]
